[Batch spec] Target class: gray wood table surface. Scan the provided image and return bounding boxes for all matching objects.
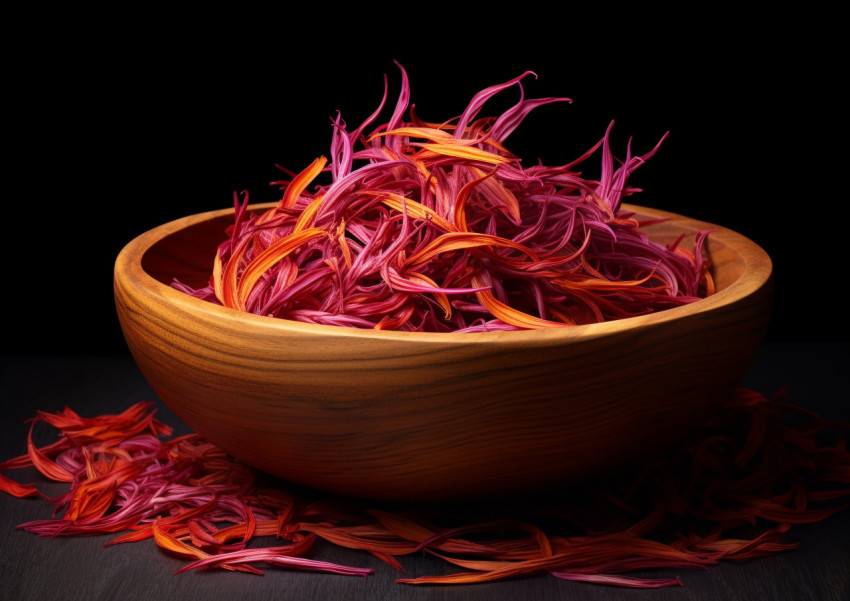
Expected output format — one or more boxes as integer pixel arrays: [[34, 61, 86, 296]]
[[2, 343, 848, 601]]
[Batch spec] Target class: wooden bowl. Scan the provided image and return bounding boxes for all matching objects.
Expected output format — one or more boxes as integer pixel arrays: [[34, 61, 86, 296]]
[[114, 203, 773, 502]]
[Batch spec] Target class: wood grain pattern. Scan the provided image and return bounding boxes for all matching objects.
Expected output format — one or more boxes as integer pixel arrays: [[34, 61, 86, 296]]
[[113, 203, 773, 501]]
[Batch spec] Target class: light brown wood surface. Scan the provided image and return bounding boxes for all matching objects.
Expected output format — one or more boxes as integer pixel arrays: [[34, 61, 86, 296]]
[[113, 203, 773, 501]]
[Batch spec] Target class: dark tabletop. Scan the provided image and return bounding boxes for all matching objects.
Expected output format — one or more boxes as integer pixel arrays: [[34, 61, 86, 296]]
[[1, 342, 848, 601]]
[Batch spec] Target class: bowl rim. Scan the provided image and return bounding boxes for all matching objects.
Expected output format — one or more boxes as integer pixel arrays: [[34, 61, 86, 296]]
[[115, 202, 773, 346]]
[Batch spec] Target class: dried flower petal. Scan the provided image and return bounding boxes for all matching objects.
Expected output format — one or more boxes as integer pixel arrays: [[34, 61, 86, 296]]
[[3, 387, 848, 587], [175, 64, 712, 332]]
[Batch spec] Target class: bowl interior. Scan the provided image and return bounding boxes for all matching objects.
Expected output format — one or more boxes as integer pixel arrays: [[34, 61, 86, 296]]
[[141, 213, 233, 290]]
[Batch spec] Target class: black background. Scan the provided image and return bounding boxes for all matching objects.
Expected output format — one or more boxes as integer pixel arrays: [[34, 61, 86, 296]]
[[2, 16, 849, 601], [5, 18, 845, 355]]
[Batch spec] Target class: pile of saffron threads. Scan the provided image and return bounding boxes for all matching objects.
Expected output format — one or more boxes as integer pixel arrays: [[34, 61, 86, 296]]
[[2, 388, 848, 588], [173, 64, 713, 331]]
